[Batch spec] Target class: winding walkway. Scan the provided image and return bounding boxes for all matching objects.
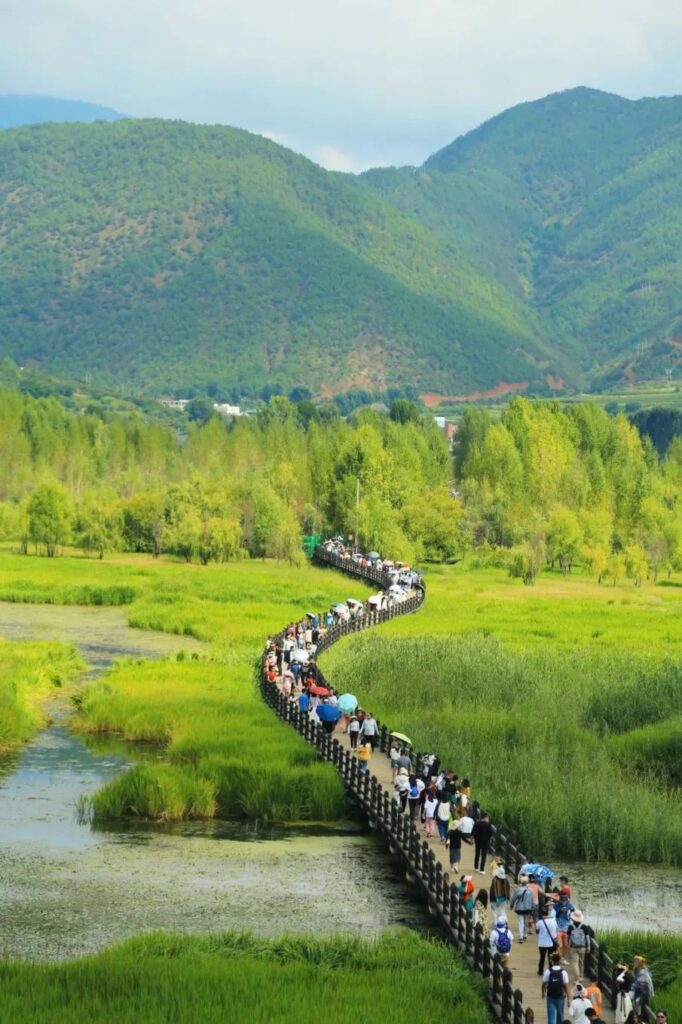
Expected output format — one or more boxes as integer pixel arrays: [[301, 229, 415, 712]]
[[262, 549, 626, 1024]]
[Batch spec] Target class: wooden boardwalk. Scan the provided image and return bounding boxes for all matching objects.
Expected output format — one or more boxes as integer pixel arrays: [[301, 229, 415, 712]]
[[265, 550, 625, 1023], [330, 724, 616, 1023]]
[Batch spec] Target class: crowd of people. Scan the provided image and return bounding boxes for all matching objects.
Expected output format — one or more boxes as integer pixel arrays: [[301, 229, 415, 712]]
[[262, 541, 665, 1024]]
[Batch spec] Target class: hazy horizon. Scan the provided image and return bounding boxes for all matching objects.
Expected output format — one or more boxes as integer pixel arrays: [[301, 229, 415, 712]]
[[1, 0, 681, 170]]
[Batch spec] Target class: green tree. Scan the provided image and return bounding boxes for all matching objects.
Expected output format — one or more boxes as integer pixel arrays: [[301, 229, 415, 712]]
[[75, 499, 123, 559], [27, 483, 72, 557]]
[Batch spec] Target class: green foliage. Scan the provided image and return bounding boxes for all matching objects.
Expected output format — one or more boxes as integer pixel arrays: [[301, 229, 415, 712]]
[[367, 86, 682, 388], [321, 562, 682, 864], [0, 930, 490, 1024], [27, 483, 72, 556], [0, 639, 83, 752]]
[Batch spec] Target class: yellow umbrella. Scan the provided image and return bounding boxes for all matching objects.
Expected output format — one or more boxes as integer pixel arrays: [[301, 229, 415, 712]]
[[390, 731, 412, 745]]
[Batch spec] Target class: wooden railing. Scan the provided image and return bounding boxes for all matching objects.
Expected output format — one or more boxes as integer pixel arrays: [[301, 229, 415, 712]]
[[259, 545, 649, 1024]]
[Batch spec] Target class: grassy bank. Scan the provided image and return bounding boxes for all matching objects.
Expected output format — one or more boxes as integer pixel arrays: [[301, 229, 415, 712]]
[[0, 547, 367, 821], [0, 930, 489, 1024], [0, 639, 84, 753], [321, 565, 682, 864]]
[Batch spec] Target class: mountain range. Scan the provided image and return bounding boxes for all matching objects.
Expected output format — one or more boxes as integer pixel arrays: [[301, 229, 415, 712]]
[[0, 87, 680, 397]]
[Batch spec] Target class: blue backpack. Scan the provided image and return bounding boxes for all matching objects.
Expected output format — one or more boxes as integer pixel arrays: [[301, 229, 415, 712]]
[[496, 926, 511, 954]]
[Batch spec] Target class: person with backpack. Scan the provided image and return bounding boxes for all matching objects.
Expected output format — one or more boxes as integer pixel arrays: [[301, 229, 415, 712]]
[[567, 910, 594, 982], [555, 891, 575, 964], [536, 905, 559, 974], [490, 915, 513, 961], [407, 774, 424, 820], [394, 767, 410, 811], [510, 875, 534, 942], [542, 951, 570, 1024]]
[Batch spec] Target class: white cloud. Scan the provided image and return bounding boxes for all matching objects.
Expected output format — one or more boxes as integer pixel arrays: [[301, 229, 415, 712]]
[[313, 146, 360, 173], [1, 0, 681, 167]]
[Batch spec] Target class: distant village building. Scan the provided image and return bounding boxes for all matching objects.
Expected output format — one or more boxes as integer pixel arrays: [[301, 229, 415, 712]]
[[213, 403, 241, 417], [159, 398, 190, 410], [434, 416, 458, 441]]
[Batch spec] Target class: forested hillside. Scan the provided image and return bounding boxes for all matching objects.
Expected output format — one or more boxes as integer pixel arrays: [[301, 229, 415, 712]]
[[366, 87, 682, 388], [1, 88, 681, 395], [0, 120, 548, 396]]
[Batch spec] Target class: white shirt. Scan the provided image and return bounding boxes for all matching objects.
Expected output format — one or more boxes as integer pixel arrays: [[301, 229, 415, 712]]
[[568, 998, 592, 1023], [543, 967, 568, 985], [424, 797, 438, 818], [537, 917, 558, 948], [459, 815, 475, 834]]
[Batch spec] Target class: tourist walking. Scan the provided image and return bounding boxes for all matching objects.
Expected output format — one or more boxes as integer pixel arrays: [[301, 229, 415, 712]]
[[489, 863, 511, 921], [446, 821, 463, 871], [536, 906, 559, 975], [555, 892, 575, 964], [394, 767, 409, 810], [542, 952, 570, 1024], [510, 875, 534, 942], [357, 740, 372, 774], [407, 775, 424, 820], [359, 712, 378, 750], [568, 983, 593, 1022], [348, 715, 360, 748], [567, 910, 594, 982], [472, 812, 493, 873], [458, 874, 475, 914], [423, 791, 438, 836], [436, 793, 451, 841], [473, 888, 489, 935], [490, 915, 513, 961]]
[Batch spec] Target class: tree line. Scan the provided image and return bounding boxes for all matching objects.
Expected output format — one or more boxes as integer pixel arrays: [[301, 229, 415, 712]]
[[1, 390, 680, 582]]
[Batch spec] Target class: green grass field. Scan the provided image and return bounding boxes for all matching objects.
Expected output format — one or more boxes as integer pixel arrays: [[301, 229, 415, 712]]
[[0, 545, 368, 821], [0, 930, 490, 1024], [0, 638, 83, 753], [322, 563, 682, 863]]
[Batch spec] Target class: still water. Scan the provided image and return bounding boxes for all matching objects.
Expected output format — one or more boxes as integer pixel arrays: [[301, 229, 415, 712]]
[[0, 603, 434, 960]]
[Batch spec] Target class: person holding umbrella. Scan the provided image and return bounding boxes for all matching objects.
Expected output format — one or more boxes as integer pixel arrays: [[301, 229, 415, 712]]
[[316, 700, 341, 735]]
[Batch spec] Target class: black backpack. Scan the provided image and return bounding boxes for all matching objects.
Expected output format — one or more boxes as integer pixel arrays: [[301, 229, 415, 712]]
[[546, 965, 565, 998]]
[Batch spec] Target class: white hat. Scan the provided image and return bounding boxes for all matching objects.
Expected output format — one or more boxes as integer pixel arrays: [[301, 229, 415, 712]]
[[496, 915, 507, 927], [571, 910, 584, 924]]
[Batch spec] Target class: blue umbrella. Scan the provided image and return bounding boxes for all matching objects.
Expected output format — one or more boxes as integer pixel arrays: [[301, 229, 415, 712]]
[[316, 704, 341, 723], [338, 693, 358, 713]]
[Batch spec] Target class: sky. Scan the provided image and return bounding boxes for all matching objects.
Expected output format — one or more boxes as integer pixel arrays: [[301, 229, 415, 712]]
[[1, 0, 681, 171]]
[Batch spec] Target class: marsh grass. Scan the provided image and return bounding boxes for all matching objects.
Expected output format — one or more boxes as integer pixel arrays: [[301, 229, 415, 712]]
[[0, 930, 490, 1024], [322, 632, 682, 863], [609, 717, 682, 786], [0, 639, 84, 752]]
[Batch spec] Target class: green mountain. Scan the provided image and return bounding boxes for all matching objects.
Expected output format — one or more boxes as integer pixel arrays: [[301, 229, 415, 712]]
[[0, 118, 553, 396], [0, 88, 681, 396], [0, 95, 124, 129], [366, 87, 682, 389]]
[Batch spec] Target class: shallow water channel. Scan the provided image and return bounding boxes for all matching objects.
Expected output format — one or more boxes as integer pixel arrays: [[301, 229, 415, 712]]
[[0, 603, 434, 960]]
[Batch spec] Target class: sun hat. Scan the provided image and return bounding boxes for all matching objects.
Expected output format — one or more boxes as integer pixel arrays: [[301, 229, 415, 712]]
[[496, 915, 507, 926], [571, 910, 584, 924]]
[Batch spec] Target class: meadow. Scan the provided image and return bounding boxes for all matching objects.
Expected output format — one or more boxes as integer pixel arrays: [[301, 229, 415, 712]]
[[0, 930, 490, 1024], [0, 637, 83, 753], [321, 563, 682, 864], [0, 545, 368, 821]]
